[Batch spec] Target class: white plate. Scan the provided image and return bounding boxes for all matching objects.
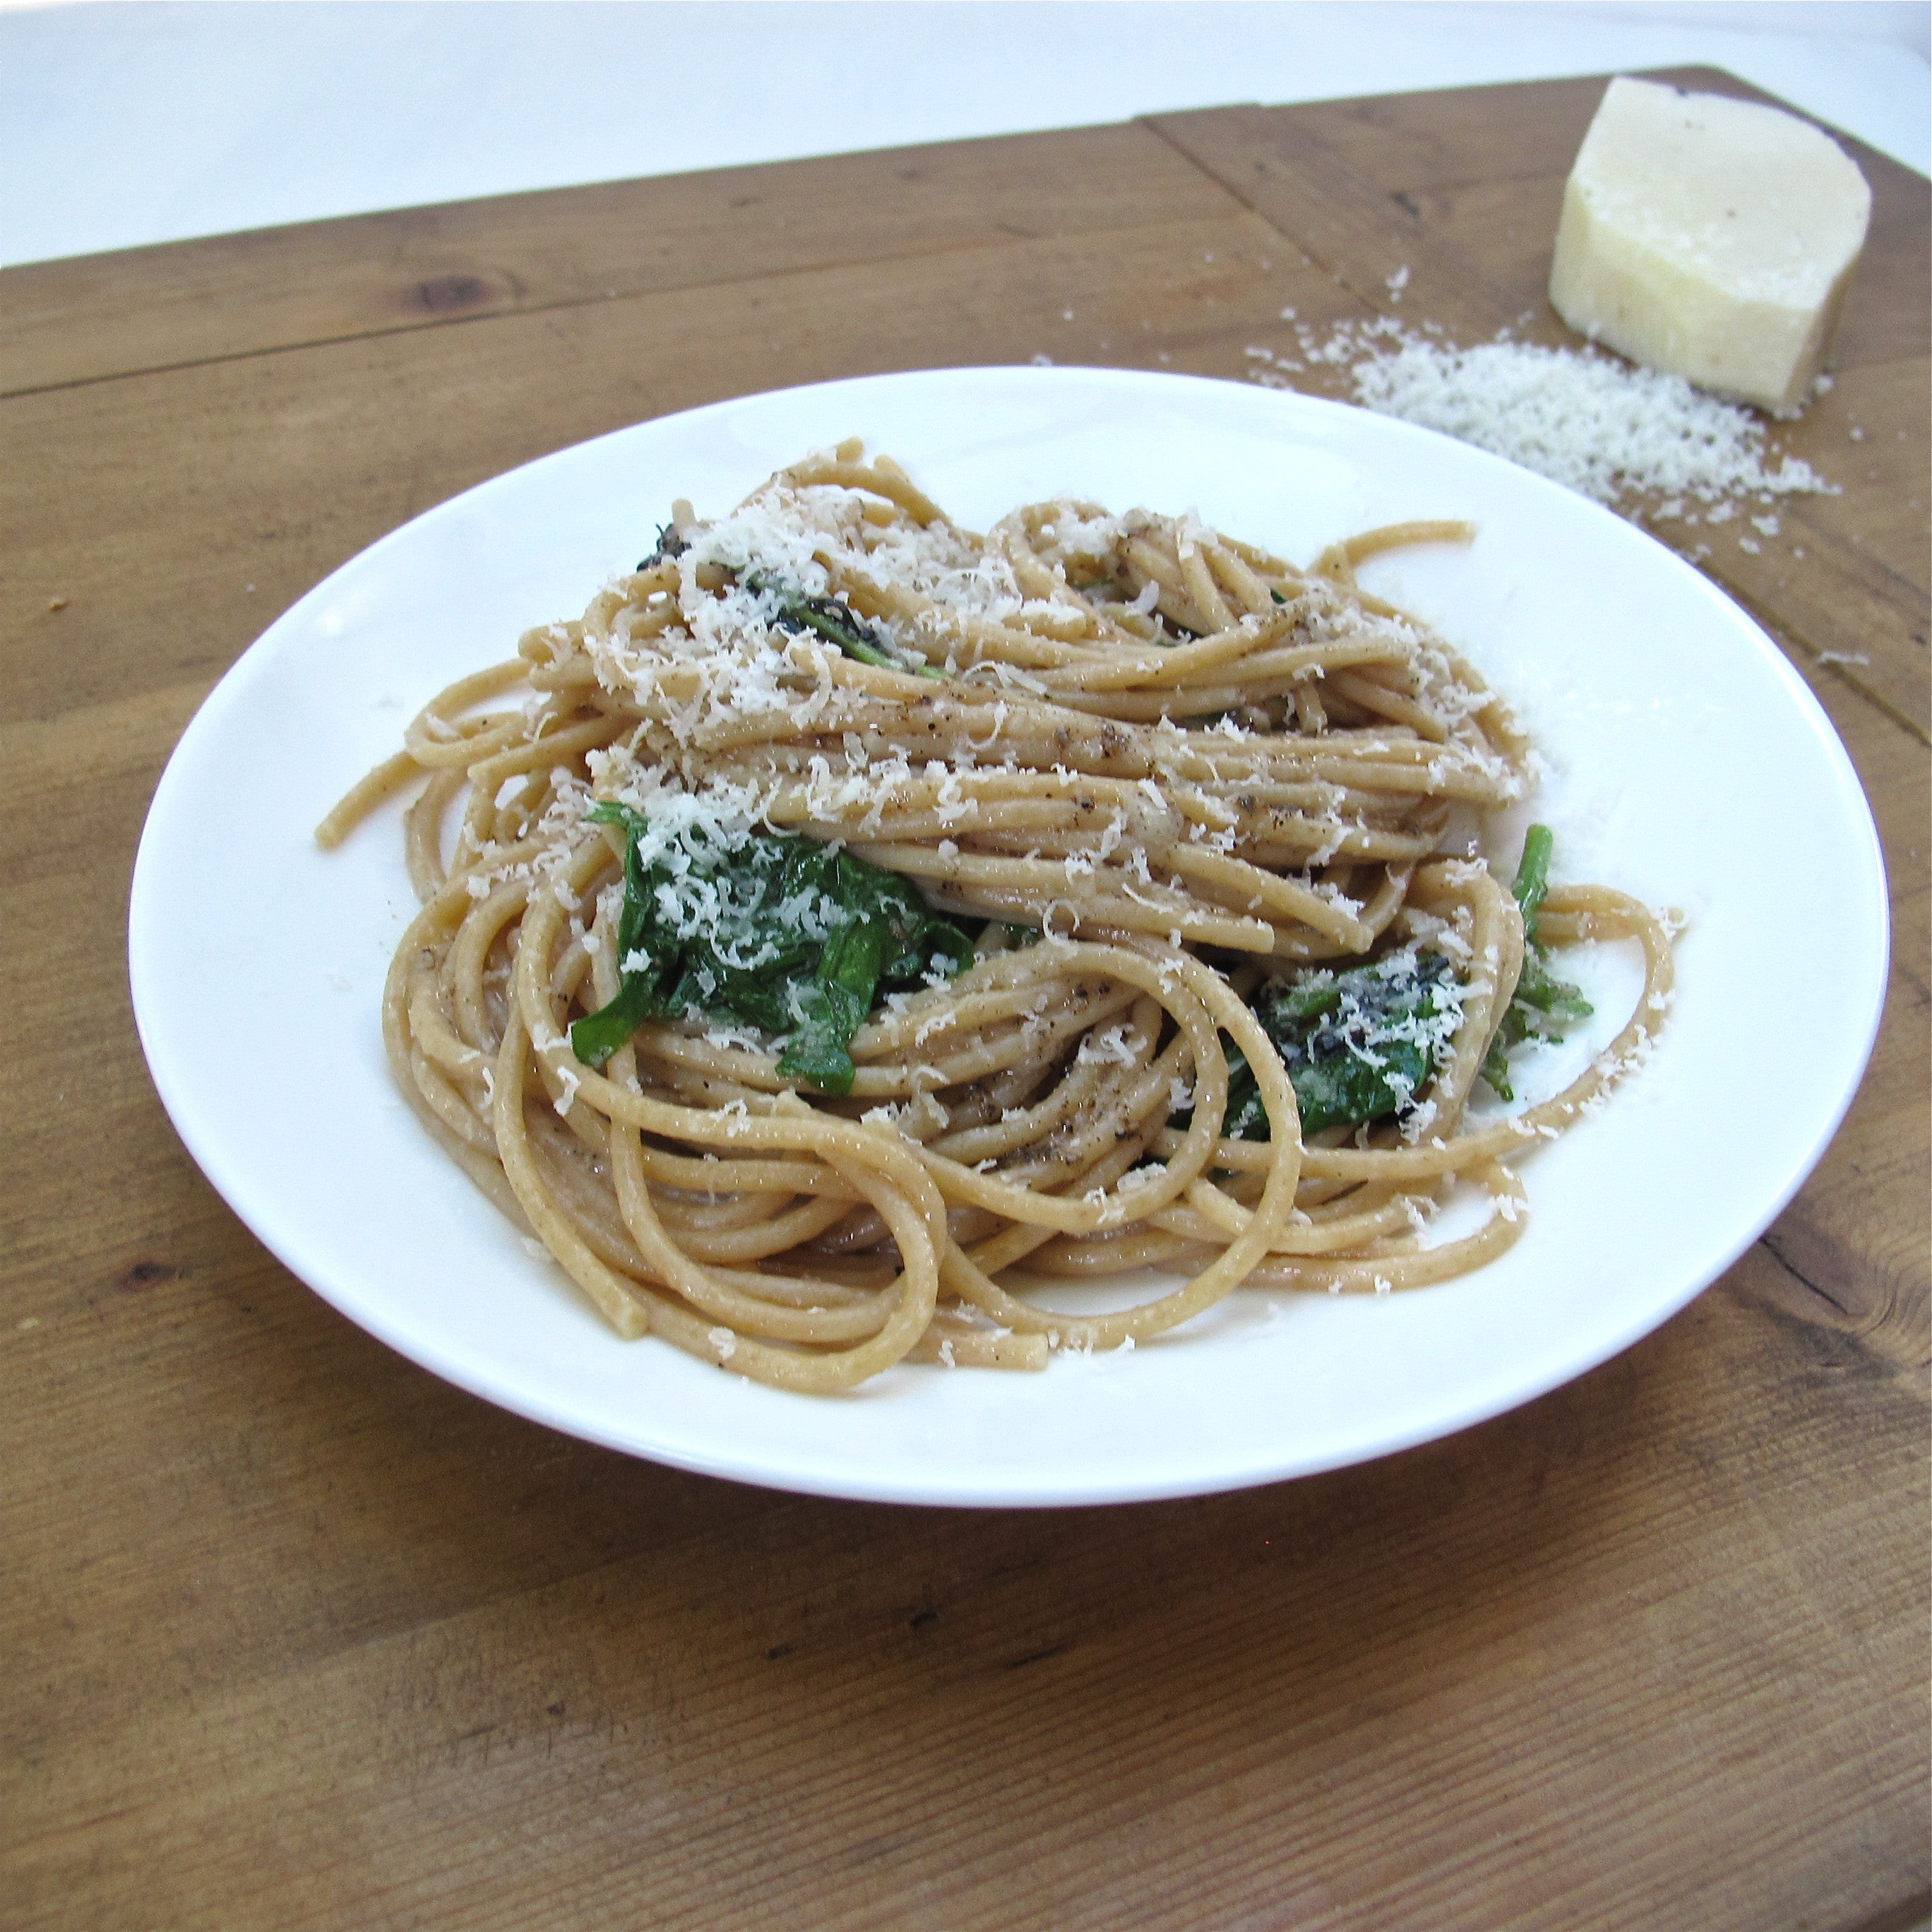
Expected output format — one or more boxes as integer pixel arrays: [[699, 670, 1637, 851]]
[[129, 367, 1888, 1507]]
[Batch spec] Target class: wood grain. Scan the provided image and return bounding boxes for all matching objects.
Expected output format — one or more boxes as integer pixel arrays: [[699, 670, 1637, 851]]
[[1, 71, 1926, 1932], [0, 121, 1235, 396]]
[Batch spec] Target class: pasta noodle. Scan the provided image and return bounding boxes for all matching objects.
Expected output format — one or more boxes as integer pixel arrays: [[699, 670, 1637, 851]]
[[318, 441, 1674, 1392]]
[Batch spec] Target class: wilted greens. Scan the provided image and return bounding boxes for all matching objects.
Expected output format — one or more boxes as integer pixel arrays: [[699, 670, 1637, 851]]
[[1480, 824, 1593, 1101], [1184, 946, 1466, 1140], [720, 568, 938, 680], [637, 521, 689, 570], [633, 526, 938, 677], [568, 804, 973, 1096]]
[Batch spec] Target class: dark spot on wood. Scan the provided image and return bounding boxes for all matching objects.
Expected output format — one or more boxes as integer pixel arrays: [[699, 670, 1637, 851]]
[[765, 1642, 796, 1660], [1761, 1231, 1853, 1317], [547, 1701, 566, 1716], [909, 1609, 938, 1630], [416, 274, 490, 315], [119, 1260, 178, 1291], [1005, 1641, 1070, 1671]]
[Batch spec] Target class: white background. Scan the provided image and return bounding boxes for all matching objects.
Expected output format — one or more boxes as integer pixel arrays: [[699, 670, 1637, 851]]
[[1, 1, 1926, 269]]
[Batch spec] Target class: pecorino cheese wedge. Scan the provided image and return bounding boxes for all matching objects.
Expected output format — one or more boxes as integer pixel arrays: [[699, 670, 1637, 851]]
[[1549, 77, 1871, 414]]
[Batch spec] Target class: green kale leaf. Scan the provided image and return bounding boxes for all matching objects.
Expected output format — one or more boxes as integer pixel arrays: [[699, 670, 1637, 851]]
[[1179, 946, 1465, 1141], [1480, 823, 1592, 1102], [743, 570, 943, 679], [568, 803, 972, 1096], [637, 521, 689, 571]]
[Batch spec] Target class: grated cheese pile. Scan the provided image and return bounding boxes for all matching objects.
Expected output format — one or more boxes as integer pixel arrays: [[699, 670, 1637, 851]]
[[1248, 318, 1834, 517]]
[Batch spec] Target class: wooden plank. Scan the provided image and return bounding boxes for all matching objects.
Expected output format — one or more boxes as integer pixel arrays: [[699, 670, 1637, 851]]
[[1752, 756, 1930, 1372], [1689, 358, 1932, 737], [0, 122, 1240, 395], [1722, 592, 1932, 1377], [1147, 100, 1532, 343], [2, 1282, 1923, 1928]]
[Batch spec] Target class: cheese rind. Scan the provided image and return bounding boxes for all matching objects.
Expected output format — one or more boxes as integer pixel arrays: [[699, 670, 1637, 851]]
[[1549, 77, 1871, 414]]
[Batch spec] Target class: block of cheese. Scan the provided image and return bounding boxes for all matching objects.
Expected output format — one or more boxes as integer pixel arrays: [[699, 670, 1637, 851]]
[[1549, 77, 1871, 414]]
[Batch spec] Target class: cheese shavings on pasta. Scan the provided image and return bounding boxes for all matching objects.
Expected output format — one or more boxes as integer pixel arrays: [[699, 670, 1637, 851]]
[[319, 440, 1674, 1393]]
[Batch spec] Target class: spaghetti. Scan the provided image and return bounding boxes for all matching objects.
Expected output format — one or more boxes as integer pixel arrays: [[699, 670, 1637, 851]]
[[319, 441, 1674, 1393]]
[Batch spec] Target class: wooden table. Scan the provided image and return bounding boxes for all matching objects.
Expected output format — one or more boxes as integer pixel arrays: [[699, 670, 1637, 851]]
[[4, 68, 1926, 1931]]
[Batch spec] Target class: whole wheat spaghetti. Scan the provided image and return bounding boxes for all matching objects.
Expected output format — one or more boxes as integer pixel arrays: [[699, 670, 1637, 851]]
[[319, 441, 1673, 1393]]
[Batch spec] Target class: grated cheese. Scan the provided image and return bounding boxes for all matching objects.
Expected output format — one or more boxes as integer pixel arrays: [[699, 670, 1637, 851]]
[[1267, 318, 1835, 518]]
